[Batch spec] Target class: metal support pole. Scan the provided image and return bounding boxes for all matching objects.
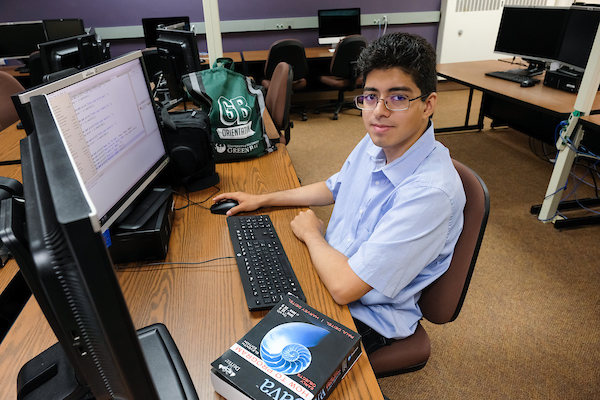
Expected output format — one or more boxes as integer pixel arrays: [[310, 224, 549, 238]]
[[537, 23, 600, 223], [202, 0, 224, 67]]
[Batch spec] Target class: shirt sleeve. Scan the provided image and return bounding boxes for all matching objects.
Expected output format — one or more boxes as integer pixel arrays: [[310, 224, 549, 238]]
[[347, 184, 453, 299]]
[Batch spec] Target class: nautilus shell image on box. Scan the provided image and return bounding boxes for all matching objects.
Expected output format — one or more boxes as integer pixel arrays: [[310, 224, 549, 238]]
[[260, 322, 330, 374]]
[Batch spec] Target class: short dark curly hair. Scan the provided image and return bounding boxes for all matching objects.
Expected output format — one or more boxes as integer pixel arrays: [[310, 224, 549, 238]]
[[357, 32, 437, 99]]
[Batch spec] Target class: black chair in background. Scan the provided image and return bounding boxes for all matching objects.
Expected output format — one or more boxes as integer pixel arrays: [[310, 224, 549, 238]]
[[314, 35, 367, 120], [265, 62, 294, 144], [261, 39, 309, 121]]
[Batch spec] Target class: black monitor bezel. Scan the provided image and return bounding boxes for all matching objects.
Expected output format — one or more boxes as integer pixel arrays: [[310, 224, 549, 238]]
[[42, 18, 86, 41], [493, 6, 570, 65], [0, 21, 47, 60]]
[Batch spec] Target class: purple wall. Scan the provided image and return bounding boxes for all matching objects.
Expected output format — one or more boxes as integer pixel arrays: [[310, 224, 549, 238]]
[[1, 1, 441, 56]]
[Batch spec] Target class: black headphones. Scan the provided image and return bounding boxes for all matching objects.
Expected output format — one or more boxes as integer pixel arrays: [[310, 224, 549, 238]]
[[0, 176, 23, 201]]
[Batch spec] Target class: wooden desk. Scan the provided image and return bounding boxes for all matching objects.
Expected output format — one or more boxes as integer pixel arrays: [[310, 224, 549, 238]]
[[201, 51, 242, 64], [0, 123, 383, 399], [242, 47, 333, 63], [0, 65, 29, 79], [436, 60, 600, 149]]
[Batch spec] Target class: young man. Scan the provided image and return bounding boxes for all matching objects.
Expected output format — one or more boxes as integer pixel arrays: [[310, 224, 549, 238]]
[[213, 32, 466, 354]]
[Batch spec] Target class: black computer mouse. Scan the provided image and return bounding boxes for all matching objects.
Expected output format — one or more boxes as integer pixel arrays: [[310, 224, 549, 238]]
[[520, 79, 536, 87], [210, 199, 239, 215]]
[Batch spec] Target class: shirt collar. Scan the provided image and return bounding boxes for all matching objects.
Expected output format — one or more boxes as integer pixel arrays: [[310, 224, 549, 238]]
[[367, 121, 437, 186]]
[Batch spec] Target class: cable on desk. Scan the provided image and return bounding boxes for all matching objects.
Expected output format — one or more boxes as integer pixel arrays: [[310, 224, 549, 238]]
[[0, 159, 21, 166], [173, 186, 220, 211], [114, 256, 237, 271]]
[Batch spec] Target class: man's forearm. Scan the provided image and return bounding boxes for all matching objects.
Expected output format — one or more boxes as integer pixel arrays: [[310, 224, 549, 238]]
[[290, 210, 372, 305], [262, 181, 334, 208]]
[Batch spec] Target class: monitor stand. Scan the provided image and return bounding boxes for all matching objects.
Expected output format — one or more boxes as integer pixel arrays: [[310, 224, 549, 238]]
[[16, 323, 199, 400], [505, 59, 545, 77]]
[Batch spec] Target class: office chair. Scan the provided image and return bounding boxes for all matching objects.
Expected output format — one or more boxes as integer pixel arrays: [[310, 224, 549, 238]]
[[265, 62, 293, 144], [314, 35, 367, 120], [0, 71, 25, 131], [369, 159, 490, 377], [261, 39, 309, 121]]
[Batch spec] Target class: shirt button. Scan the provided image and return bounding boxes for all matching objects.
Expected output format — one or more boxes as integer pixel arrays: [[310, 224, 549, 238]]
[[375, 181, 380, 186], [359, 209, 364, 214], [346, 238, 352, 243]]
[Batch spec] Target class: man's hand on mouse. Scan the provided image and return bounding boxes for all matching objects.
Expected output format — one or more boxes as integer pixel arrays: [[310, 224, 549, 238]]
[[213, 192, 263, 216]]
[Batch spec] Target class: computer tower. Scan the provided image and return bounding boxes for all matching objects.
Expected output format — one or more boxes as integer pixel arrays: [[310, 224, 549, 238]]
[[543, 69, 583, 93], [108, 192, 174, 264]]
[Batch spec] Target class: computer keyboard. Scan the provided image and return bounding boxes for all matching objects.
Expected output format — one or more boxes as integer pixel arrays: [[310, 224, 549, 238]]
[[485, 70, 540, 84], [227, 215, 306, 311]]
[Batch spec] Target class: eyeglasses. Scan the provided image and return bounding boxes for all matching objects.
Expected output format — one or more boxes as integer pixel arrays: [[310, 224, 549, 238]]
[[354, 93, 431, 111]]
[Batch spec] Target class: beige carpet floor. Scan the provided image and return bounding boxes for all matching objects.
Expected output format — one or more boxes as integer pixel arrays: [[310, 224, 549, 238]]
[[284, 87, 600, 400]]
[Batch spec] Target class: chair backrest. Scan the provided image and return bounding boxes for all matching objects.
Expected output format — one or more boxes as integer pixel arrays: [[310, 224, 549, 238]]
[[264, 39, 309, 82], [329, 35, 367, 78], [265, 62, 293, 144], [0, 71, 25, 131], [419, 159, 490, 324]]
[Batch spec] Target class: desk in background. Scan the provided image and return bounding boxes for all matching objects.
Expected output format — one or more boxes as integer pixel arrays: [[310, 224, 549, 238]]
[[0, 118, 383, 399], [436, 60, 600, 152]]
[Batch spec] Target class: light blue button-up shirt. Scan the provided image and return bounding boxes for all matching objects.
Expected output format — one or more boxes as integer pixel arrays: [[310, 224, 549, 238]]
[[325, 123, 466, 339]]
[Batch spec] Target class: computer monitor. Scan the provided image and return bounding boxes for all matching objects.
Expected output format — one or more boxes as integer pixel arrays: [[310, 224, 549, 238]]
[[12, 51, 170, 232], [0, 93, 198, 399], [555, 6, 600, 72], [0, 21, 47, 60], [38, 33, 100, 75], [317, 8, 361, 47], [493, 6, 570, 75], [156, 27, 201, 101], [142, 16, 191, 48], [43, 18, 86, 41]]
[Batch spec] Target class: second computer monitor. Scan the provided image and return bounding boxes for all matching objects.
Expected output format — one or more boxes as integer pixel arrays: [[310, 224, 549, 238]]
[[156, 27, 201, 102], [318, 8, 361, 46], [494, 6, 570, 70], [38, 33, 100, 75], [556, 6, 600, 72]]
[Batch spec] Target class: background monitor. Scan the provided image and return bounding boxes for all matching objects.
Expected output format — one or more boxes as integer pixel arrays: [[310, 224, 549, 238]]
[[0, 93, 197, 399], [317, 8, 361, 46], [38, 33, 101, 76], [43, 18, 86, 41], [493, 6, 570, 73], [156, 27, 201, 102], [555, 6, 600, 71], [142, 16, 191, 48], [0, 21, 47, 60]]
